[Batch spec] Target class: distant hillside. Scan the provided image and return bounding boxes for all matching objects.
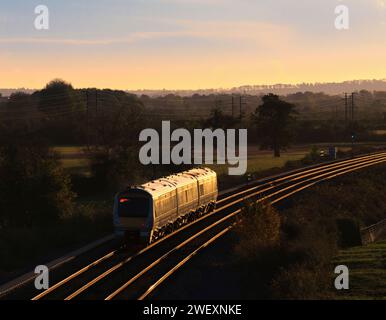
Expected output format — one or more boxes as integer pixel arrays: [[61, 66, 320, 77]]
[[2, 79, 386, 98], [129, 79, 386, 97], [0, 88, 36, 97]]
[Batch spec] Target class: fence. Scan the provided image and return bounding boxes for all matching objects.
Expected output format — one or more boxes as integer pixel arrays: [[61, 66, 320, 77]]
[[360, 218, 386, 245]]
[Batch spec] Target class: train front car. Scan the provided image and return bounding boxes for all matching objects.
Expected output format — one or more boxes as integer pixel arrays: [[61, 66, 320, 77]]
[[113, 167, 218, 245], [113, 188, 154, 243]]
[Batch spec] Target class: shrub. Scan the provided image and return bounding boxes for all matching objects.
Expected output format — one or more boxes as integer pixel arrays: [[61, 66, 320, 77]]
[[233, 202, 281, 260], [0, 143, 75, 228]]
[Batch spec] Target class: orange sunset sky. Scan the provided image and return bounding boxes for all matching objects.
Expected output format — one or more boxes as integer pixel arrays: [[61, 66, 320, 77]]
[[1, 0, 386, 90]]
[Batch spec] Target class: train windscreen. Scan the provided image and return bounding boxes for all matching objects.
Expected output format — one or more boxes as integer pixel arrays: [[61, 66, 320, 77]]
[[118, 196, 150, 218]]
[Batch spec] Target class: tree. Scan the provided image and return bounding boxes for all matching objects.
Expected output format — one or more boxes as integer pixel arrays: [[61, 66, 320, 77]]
[[87, 90, 146, 190], [253, 94, 297, 157], [36, 79, 84, 116], [34, 79, 86, 144], [7, 92, 33, 110], [0, 138, 75, 228], [205, 108, 238, 129]]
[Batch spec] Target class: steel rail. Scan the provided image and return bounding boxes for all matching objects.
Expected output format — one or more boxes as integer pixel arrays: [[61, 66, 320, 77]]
[[71, 155, 386, 300], [31, 152, 386, 300], [136, 157, 386, 300]]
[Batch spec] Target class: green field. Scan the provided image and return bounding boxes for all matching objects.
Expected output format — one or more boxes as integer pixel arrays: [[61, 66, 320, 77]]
[[209, 151, 308, 176], [52, 143, 385, 177], [53, 146, 91, 175], [53, 145, 310, 176], [372, 130, 386, 136], [333, 241, 386, 300]]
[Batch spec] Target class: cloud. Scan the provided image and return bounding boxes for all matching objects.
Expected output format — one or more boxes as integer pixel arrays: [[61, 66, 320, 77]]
[[0, 20, 295, 51], [377, 0, 385, 8]]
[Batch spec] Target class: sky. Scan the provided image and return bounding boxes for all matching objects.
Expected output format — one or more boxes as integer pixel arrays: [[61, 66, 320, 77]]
[[0, 0, 386, 90]]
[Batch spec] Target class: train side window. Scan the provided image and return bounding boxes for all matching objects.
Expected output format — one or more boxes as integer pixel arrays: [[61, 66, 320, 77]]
[[199, 184, 204, 195], [178, 190, 184, 204]]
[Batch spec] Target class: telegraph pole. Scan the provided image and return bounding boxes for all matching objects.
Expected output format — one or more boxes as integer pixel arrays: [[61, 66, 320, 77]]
[[239, 94, 247, 120], [231, 95, 235, 118], [350, 92, 356, 158], [86, 89, 90, 151], [344, 92, 348, 123], [351, 92, 355, 121], [239, 95, 242, 119], [95, 89, 98, 116]]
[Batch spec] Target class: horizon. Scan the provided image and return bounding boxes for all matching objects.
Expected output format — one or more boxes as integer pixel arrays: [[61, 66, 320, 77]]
[[1, 78, 386, 94]]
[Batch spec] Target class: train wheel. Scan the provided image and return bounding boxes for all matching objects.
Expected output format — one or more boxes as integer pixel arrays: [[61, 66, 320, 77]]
[[167, 223, 173, 234]]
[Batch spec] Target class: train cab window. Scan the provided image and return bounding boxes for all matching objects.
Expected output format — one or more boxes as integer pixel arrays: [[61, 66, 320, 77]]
[[118, 197, 150, 218]]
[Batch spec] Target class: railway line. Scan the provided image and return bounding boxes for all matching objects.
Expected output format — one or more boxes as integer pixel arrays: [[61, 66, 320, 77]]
[[29, 152, 386, 300]]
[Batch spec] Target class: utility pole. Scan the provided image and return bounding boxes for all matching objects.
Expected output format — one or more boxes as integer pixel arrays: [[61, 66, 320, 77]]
[[350, 92, 356, 158], [344, 92, 348, 123], [95, 89, 98, 116], [239, 95, 247, 120], [231, 95, 235, 118], [86, 89, 90, 151], [239, 95, 242, 119], [351, 92, 355, 121]]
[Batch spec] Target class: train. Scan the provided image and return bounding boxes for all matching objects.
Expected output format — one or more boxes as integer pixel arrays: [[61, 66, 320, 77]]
[[113, 167, 218, 244]]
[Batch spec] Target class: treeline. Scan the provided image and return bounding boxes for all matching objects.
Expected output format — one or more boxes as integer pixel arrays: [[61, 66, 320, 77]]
[[0, 80, 146, 230], [138, 90, 386, 121], [1, 79, 386, 231]]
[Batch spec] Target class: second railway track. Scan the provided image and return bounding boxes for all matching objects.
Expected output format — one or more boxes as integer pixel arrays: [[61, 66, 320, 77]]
[[30, 152, 386, 300]]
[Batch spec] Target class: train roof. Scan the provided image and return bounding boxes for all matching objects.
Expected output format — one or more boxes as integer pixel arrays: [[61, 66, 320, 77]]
[[127, 167, 217, 198]]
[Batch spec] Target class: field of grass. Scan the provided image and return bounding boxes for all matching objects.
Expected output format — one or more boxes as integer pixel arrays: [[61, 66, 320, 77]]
[[209, 151, 308, 176], [53, 146, 91, 176], [333, 241, 386, 300], [52, 142, 385, 178], [53, 145, 310, 177], [372, 130, 386, 136], [53, 146, 85, 155]]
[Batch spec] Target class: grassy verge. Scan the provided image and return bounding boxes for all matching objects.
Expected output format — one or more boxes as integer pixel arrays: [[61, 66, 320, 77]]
[[333, 241, 386, 299], [0, 201, 112, 280], [231, 163, 386, 299]]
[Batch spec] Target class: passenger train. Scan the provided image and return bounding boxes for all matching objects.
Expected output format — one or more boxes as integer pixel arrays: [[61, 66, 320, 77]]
[[113, 168, 218, 244]]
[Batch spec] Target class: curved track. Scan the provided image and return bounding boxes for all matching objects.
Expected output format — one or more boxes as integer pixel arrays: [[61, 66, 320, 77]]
[[30, 152, 386, 300]]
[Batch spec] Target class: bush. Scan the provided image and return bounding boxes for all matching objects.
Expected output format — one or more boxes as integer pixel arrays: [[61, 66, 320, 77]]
[[271, 264, 334, 300], [234, 202, 281, 260], [0, 143, 75, 228], [336, 218, 362, 248]]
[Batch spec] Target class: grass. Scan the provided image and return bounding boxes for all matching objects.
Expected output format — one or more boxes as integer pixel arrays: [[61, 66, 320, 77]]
[[52, 146, 85, 155], [209, 151, 308, 176], [53, 143, 385, 177], [0, 202, 112, 278], [54, 145, 310, 177], [53, 146, 91, 176], [372, 130, 386, 136], [333, 241, 386, 300], [59, 158, 91, 175]]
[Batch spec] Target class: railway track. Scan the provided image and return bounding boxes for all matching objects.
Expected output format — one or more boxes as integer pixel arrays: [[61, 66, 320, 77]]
[[30, 152, 386, 300]]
